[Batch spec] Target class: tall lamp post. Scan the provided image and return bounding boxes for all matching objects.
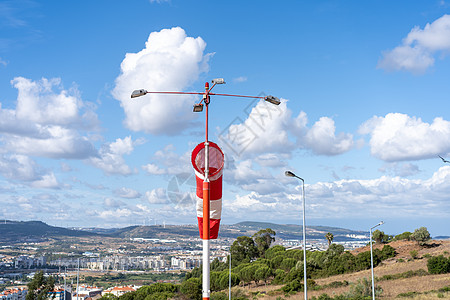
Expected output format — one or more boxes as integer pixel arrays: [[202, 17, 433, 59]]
[[285, 170, 307, 300], [370, 221, 384, 300], [132, 80, 280, 300], [228, 249, 231, 300]]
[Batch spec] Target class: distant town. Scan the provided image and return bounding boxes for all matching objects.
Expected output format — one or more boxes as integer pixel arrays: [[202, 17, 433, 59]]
[[0, 220, 376, 299]]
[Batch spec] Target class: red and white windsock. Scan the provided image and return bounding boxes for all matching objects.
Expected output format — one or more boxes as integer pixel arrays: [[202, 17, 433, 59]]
[[191, 141, 224, 239]]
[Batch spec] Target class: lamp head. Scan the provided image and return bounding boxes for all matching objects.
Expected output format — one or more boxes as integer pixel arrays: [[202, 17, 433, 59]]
[[131, 89, 148, 98], [378, 221, 384, 226], [285, 171, 296, 177], [264, 95, 281, 105], [193, 103, 204, 112], [212, 78, 226, 85]]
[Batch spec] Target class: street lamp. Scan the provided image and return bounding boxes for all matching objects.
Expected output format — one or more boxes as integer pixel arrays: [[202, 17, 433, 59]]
[[131, 79, 280, 300], [370, 221, 384, 300], [285, 170, 307, 300], [228, 249, 231, 300]]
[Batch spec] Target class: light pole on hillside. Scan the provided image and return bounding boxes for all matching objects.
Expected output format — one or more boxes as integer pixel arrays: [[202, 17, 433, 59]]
[[370, 221, 384, 300], [131, 80, 280, 300], [285, 170, 307, 300]]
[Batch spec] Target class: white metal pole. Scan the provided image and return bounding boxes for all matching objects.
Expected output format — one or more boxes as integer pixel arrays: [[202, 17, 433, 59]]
[[229, 251, 231, 300], [76, 258, 80, 300], [370, 228, 375, 300], [64, 267, 66, 300], [370, 221, 383, 300], [202, 84, 211, 300], [301, 179, 307, 300]]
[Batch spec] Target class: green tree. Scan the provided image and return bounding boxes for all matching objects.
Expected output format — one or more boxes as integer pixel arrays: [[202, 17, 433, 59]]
[[180, 278, 201, 300], [252, 228, 276, 257], [26, 271, 55, 300], [411, 227, 431, 245], [265, 245, 285, 260], [279, 258, 296, 272], [325, 232, 334, 248], [372, 229, 389, 244], [254, 265, 272, 286], [230, 236, 258, 266]]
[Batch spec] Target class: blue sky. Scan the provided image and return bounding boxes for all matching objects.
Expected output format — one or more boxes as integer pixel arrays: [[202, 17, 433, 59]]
[[1, 1, 450, 237]]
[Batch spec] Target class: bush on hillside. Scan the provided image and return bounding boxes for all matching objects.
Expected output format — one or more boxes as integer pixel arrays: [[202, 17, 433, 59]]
[[427, 255, 450, 274], [394, 231, 412, 241]]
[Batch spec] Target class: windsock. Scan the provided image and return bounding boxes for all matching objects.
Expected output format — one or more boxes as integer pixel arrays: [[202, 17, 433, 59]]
[[191, 141, 224, 239]]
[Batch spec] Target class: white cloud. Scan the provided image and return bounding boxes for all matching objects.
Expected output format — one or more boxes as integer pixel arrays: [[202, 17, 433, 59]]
[[379, 162, 420, 177], [0, 77, 98, 159], [146, 144, 191, 175], [145, 188, 168, 204], [31, 173, 59, 189], [112, 27, 212, 135], [219, 99, 354, 157], [98, 208, 132, 219], [104, 198, 126, 208], [304, 117, 354, 155], [89, 136, 136, 175], [378, 14, 450, 73], [0, 57, 7, 67], [0, 154, 60, 188], [223, 166, 450, 222], [142, 163, 166, 175], [114, 187, 141, 199], [360, 113, 450, 161], [233, 76, 248, 83]]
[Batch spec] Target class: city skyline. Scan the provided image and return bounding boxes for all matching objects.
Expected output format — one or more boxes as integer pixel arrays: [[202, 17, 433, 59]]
[[1, 1, 450, 236]]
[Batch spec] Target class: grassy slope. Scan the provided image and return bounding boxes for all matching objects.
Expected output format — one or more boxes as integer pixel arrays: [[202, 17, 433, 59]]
[[244, 240, 450, 299]]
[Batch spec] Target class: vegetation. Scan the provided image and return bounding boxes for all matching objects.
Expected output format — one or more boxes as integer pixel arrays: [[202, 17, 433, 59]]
[[84, 226, 442, 299], [393, 231, 412, 241], [411, 227, 431, 245], [325, 232, 333, 248], [372, 229, 392, 244], [26, 271, 55, 300], [427, 255, 450, 274]]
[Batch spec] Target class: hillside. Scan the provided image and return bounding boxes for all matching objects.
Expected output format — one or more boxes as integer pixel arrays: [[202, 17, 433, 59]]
[[245, 240, 450, 299], [0, 220, 98, 243]]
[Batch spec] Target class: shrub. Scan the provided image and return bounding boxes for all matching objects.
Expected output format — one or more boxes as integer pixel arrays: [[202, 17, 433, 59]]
[[410, 250, 418, 259], [394, 231, 412, 241], [281, 279, 303, 293], [381, 244, 396, 260], [427, 255, 450, 274], [346, 277, 382, 298]]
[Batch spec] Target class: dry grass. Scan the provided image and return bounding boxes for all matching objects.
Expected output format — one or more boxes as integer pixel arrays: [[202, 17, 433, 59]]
[[245, 240, 450, 299]]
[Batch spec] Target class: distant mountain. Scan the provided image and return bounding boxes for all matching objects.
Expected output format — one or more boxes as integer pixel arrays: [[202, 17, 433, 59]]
[[0, 220, 368, 244], [0, 220, 98, 244], [228, 221, 367, 241]]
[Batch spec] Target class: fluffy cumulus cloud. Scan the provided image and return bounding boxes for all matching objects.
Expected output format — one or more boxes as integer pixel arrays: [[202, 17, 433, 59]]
[[145, 188, 169, 204], [142, 144, 191, 175], [360, 113, 450, 161], [222, 166, 450, 222], [89, 136, 137, 175], [304, 117, 354, 155], [113, 187, 142, 199], [113, 27, 212, 135], [378, 14, 450, 73], [219, 99, 354, 157], [0, 154, 60, 188], [0, 77, 98, 159]]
